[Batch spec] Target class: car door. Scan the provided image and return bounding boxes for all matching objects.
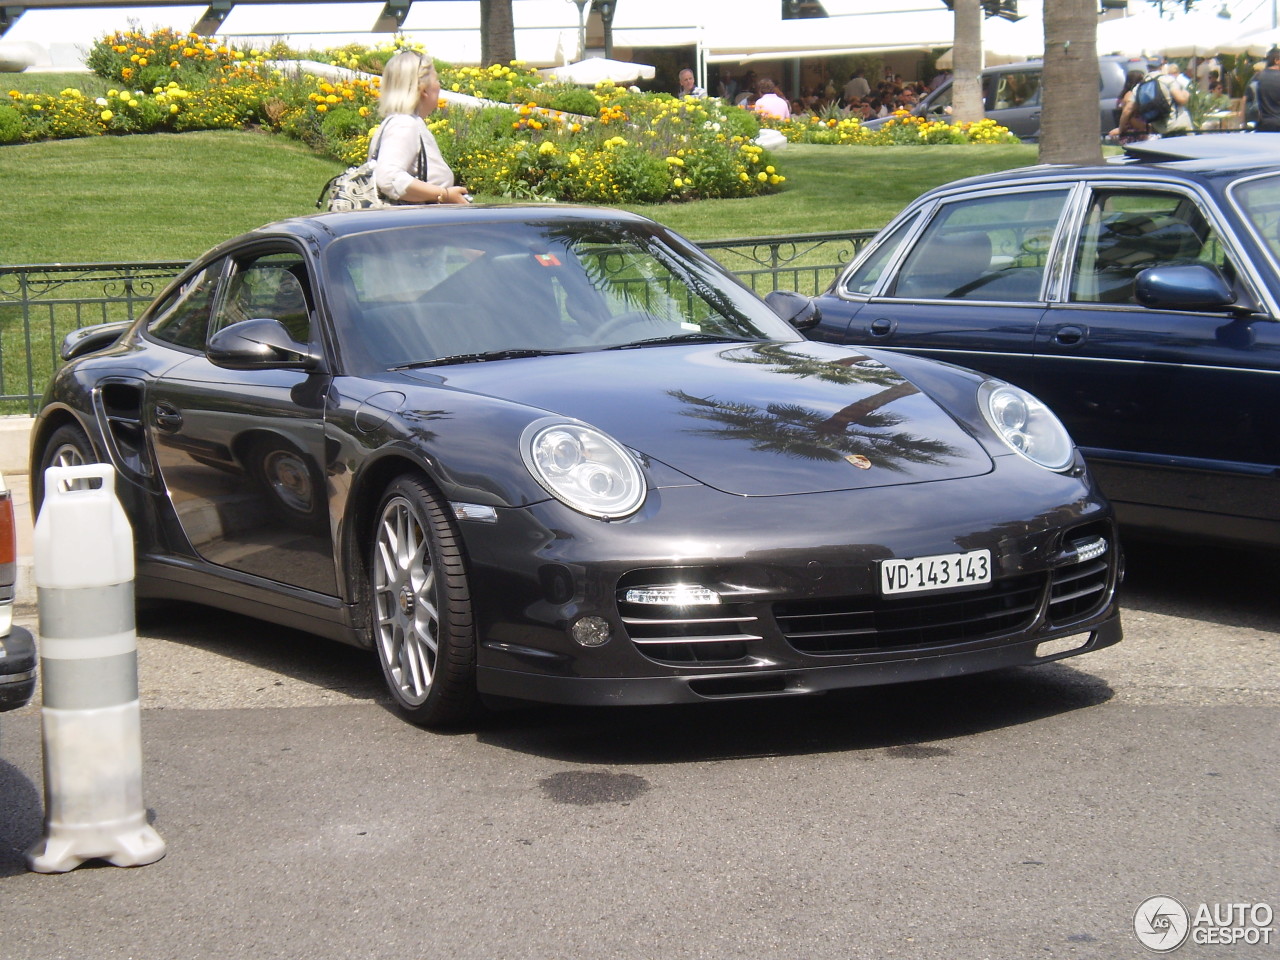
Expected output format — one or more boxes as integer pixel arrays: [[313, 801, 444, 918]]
[[145, 245, 338, 596], [813, 185, 1073, 391], [1033, 183, 1280, 527]]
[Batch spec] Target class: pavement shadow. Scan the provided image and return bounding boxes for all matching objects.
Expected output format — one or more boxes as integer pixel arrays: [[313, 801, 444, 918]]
[[0, 754, 42, 878], [472, 662, 1115, 765], [1118, 535, 1280, 630], [134, 599, 386, 702]]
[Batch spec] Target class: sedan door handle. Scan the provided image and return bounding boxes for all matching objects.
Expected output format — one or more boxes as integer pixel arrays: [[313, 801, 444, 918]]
[[153, 403, 183, 430], [868, 317, 896, 338], [1053, 324, 1087, 346]]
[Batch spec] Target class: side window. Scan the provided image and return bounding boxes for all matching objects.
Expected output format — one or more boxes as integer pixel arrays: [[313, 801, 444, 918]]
[[841, 213, 921, 297], [147, 259, 224, 350], [1069, 190, 1227, 305], [888, 189, 1069, 302], [990, 70, 1040, 109], [210, 251, 314, 345]]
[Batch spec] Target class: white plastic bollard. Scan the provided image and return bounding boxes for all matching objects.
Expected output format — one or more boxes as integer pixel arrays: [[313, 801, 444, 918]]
[[26, 463, 165, 873]]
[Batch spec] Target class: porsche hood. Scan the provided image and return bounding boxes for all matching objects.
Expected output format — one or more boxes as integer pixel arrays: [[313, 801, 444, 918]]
[[409, 341, 995, 497]]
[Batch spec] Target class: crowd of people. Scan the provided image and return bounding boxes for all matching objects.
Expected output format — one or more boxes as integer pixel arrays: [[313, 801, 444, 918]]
[[675, 66, 946, 123]]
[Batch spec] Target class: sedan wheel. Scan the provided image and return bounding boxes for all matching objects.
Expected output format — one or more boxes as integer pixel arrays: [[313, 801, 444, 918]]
[[370, 475, 477, 726]]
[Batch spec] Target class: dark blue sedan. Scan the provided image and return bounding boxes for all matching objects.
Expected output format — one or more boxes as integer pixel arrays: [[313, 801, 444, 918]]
[[807, 134, 1280, 550]]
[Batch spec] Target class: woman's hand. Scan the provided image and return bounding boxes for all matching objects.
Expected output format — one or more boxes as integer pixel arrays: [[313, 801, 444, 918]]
[[439, 185, 470, 204]]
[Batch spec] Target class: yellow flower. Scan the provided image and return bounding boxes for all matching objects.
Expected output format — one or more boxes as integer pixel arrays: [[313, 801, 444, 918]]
[[757, 172, 767, 182], [673, 177, 683, 188], [170, 104, 179, 114], [100, 109, 113, 120]]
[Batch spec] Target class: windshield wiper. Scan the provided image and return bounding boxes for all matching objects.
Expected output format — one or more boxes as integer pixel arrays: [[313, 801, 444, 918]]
[[601, 333, 748, 350], [391, 348, 570, 370]]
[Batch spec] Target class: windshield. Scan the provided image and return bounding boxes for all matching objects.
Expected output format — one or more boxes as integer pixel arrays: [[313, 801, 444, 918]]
[[1231, 172, 1280, 267], [322, 219, 801, 373]]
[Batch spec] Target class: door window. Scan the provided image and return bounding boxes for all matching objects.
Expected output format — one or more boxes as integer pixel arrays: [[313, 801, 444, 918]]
[[210, 252, 315, 345], [1069, 189, 1231, 304], [887, 189, 1069, 302]]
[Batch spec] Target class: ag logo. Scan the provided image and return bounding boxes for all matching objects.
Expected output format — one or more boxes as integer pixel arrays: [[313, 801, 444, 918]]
[[1135, 896, 1190, 952]]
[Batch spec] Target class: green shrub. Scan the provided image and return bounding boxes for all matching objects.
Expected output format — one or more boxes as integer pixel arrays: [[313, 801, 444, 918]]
[[545, 86, 600, 118]]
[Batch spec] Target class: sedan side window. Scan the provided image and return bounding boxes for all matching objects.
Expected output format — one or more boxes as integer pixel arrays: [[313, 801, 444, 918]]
[[841, 213, 920, 297], [1070, 190, 1230, 305], [886, 190, 1069, 302]]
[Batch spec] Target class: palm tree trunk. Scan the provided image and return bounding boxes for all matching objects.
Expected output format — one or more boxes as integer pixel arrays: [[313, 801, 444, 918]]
[[952, 0, 985, 124], [1039, 0, 1102, 164], [480, 0, 516, 67]]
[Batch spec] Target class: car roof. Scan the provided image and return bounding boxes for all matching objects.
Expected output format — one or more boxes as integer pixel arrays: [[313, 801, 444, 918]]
[[920, 134, 1280, 197], [261, 203, 656, 244]]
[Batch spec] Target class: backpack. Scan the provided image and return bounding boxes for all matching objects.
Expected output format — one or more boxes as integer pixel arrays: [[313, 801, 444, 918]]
[[1133, 75, 1172, 125]]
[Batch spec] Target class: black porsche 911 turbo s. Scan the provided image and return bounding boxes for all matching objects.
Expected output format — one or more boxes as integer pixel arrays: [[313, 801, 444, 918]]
[[33, 205, 1121, 726]]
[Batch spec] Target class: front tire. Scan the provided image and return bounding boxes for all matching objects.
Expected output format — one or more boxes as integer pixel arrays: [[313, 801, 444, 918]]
[[369, 474, 478, 726]]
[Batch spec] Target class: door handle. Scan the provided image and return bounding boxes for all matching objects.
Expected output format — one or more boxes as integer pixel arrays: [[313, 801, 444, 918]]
[[153, 403, 183, 430], [1054, 325, 1086, 346], [869, 317, 895, 338]]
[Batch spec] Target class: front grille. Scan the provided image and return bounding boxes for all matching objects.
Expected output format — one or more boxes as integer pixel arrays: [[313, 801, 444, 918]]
[[775, 573, 1044, 656], [619, 600, 763, 665]]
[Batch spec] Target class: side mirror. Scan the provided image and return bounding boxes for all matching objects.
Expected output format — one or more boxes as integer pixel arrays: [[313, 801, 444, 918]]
[[207, 318, 320, 371], [765, 289, 822, 332], [1134, 264, 1238, 313], [60, 320, 131, 361]]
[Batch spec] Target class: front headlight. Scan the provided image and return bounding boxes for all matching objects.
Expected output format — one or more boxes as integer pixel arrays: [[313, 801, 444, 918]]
[[521, 419, 646, 519], [978, 381, 1075, 472]]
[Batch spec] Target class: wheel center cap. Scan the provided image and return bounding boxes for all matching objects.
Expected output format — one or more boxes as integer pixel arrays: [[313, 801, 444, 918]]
[[398, 586, 414, 617]]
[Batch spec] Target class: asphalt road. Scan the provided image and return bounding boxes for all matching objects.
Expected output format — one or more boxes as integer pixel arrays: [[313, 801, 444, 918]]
[[0, 540, 1276, 960]]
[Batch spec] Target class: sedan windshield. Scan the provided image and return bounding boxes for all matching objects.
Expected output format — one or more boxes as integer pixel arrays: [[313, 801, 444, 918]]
[[323, 219, 801, 373]]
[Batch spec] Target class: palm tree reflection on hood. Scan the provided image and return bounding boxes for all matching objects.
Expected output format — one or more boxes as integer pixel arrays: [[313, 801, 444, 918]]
[[672, 343, 959, 471]]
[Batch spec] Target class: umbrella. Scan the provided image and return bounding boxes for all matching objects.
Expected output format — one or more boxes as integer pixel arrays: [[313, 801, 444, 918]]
[[1219, 26, 1280, 58], [539, 57, 656, 86]]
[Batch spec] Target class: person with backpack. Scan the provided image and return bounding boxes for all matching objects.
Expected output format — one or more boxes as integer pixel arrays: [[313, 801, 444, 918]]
[[372, 49, 470, 205], [1109, 69, 1151, 144], [1120, 61, 1192, 138]]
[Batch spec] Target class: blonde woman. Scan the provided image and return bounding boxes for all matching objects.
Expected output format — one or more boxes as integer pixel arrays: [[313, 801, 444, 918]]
[[373, 49, 469, 204]]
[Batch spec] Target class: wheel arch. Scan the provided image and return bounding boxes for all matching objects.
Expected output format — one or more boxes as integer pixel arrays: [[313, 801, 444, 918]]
[[338, 449, 456, 639]]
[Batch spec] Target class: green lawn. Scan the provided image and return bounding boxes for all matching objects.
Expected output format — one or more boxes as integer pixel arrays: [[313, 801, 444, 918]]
[[2, 128, 1040, 264]]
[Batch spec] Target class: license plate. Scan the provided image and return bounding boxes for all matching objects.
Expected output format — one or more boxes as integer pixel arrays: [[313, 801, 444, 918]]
[[879, 549, 992, 596]]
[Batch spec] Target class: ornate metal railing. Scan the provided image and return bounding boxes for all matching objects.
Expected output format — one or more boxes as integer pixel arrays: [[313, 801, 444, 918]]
[[699, 230, 874, 296], [0, 230, 875, 415], [0, 261, 189, 415]]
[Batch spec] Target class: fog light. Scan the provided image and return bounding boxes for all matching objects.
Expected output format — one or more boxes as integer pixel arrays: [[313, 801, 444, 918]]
[[571, 616, 613, 647], [623, 584, 720, 606]]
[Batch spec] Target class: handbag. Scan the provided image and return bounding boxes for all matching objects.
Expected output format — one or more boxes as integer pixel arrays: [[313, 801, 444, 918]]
[[316, 121, 429, 212]]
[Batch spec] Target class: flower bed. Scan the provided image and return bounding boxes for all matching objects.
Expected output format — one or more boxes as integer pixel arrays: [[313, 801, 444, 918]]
[[2, 29, 1017, 203]]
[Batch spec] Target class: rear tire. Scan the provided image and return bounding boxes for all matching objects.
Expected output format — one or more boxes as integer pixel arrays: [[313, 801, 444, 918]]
[[369, 474, 478, 726], [34, 422, 98, 512]]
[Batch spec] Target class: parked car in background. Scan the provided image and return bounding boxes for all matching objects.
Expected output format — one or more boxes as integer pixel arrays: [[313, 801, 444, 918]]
[[33, 205, 1120, 727], [807, 134, 1280, 550], [0, 472, 35, 712], [864, 55, 1147, 141]]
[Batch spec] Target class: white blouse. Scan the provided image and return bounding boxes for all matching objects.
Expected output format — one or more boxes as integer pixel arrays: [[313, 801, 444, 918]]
[[371, 113, 456, 202]]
